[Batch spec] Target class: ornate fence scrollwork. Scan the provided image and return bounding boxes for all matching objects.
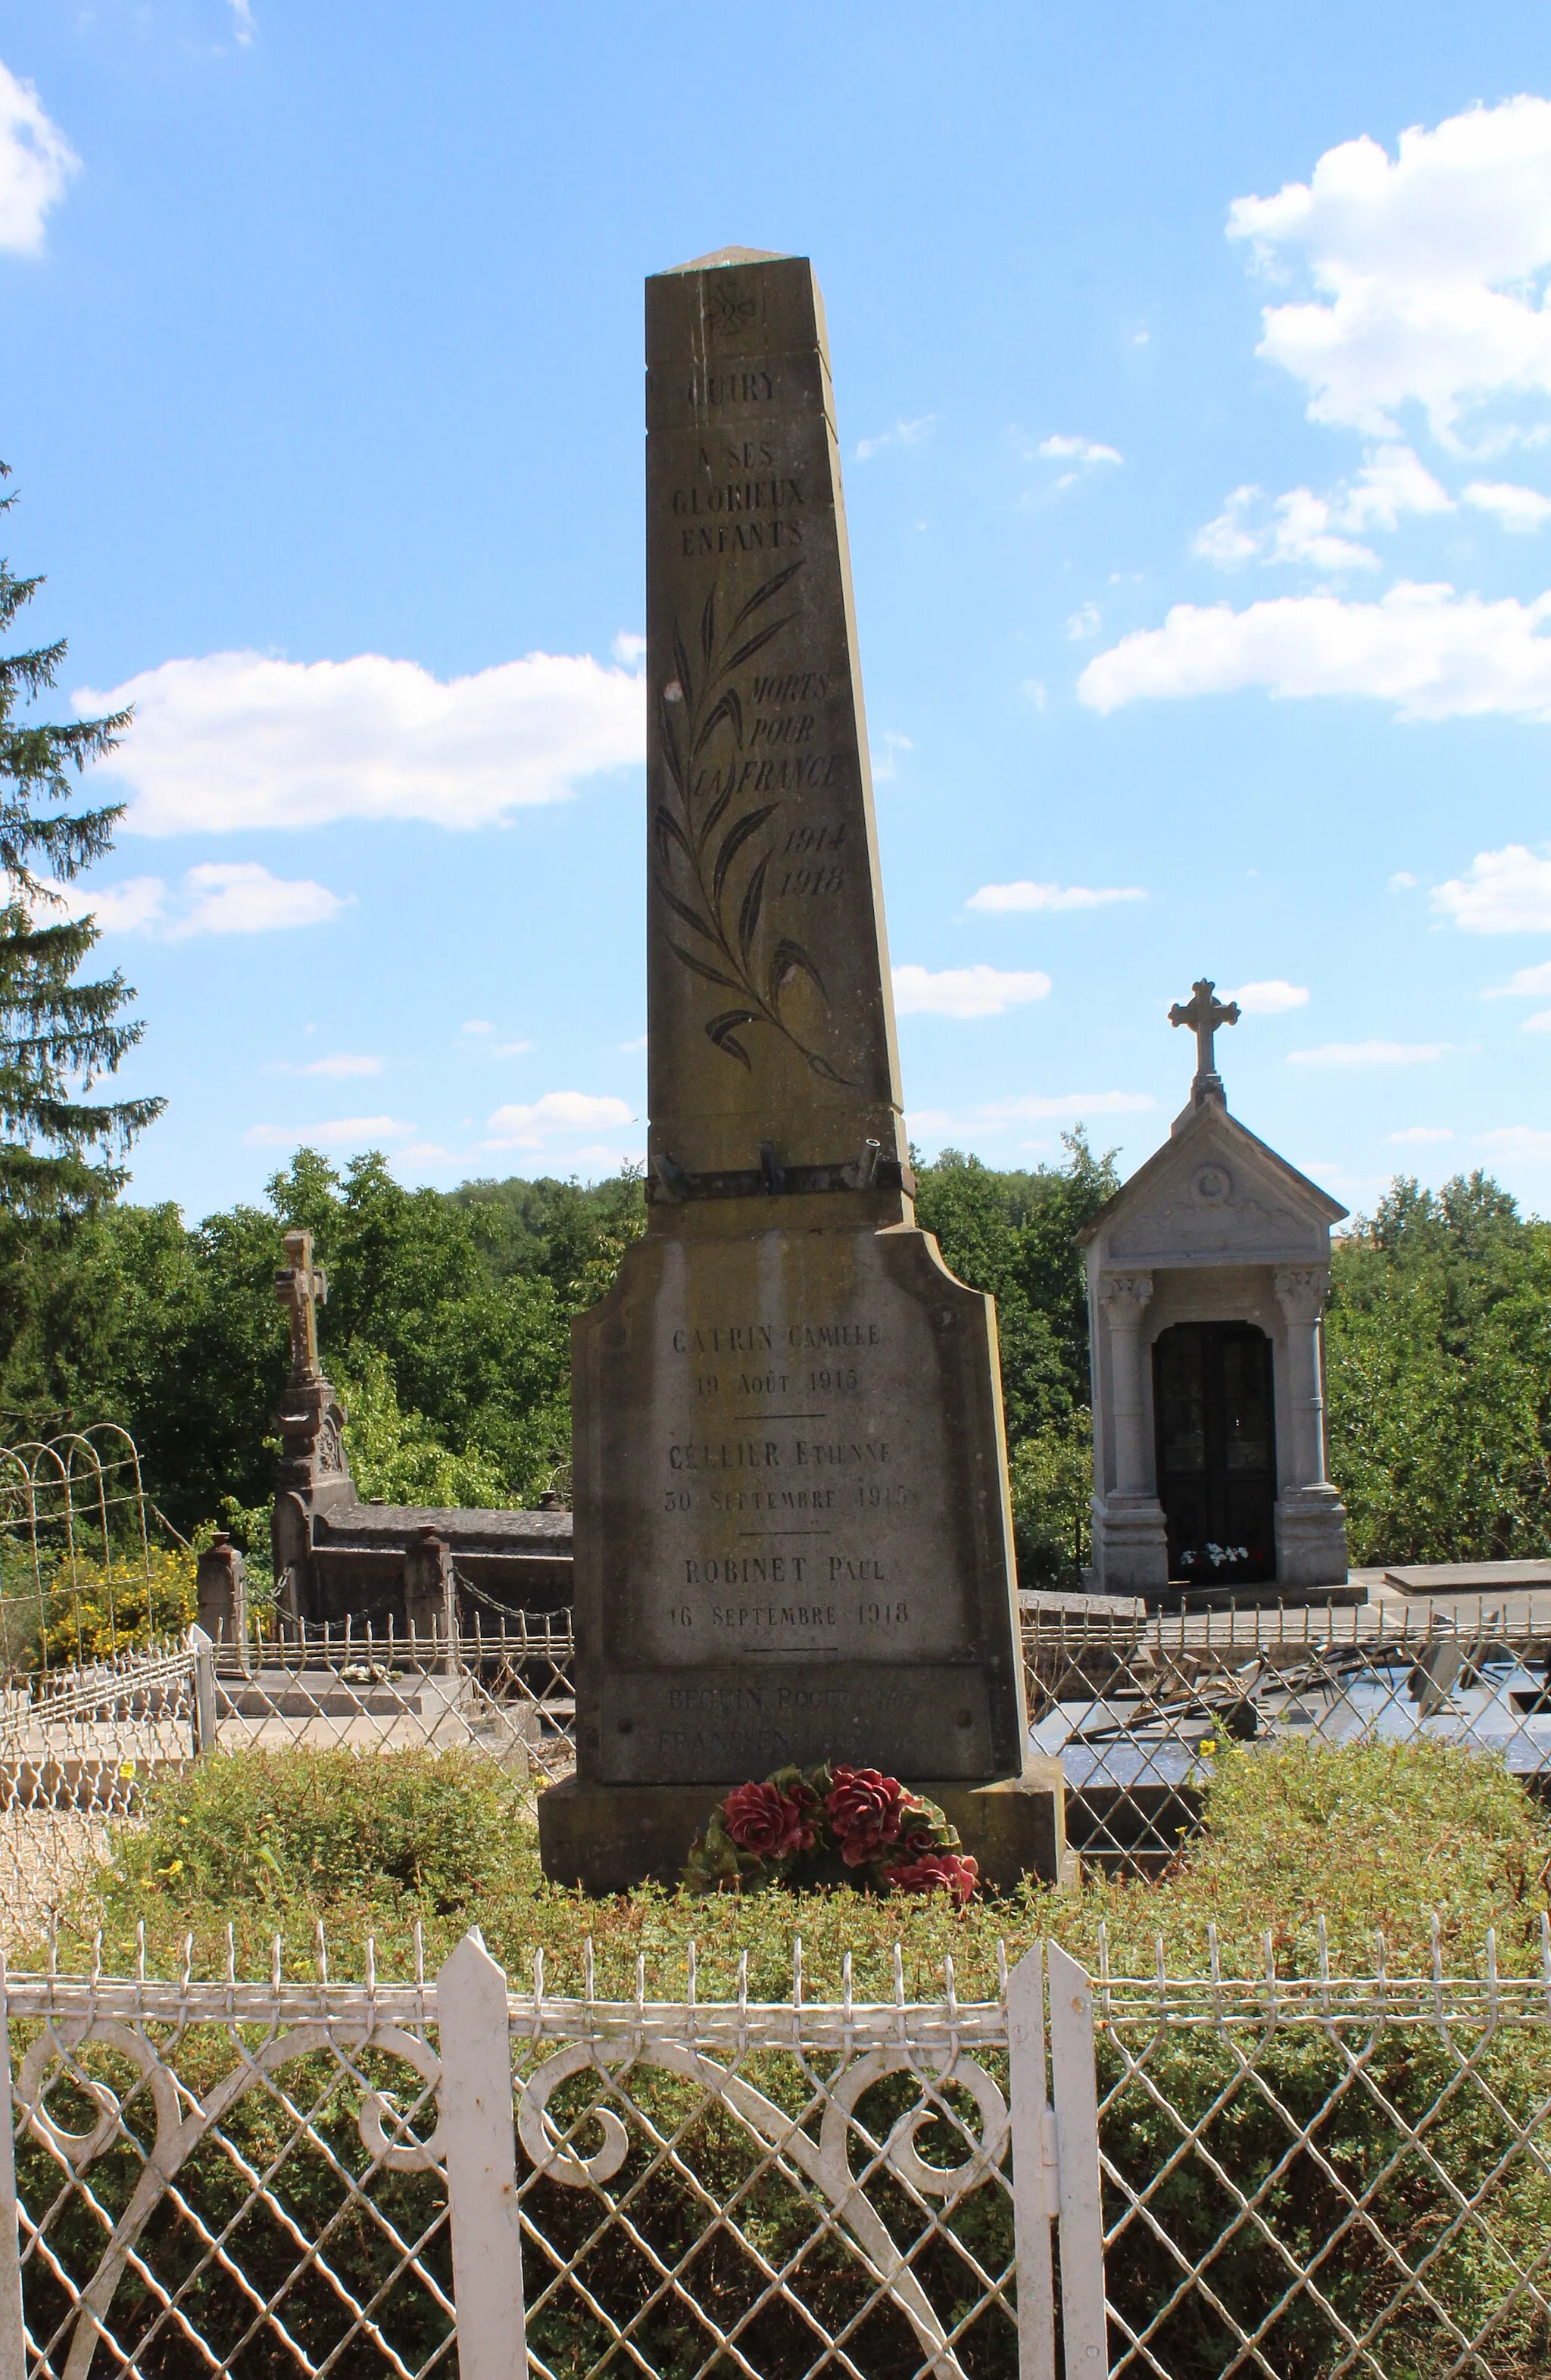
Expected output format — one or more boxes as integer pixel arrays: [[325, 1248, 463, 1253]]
[[14, 2012, 446, 2380], [518, 2035, 1012, 2380]]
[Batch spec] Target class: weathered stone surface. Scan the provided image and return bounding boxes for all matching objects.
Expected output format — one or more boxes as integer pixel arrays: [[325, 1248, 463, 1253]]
[[540, 250, 1045, 1893], [645, 250, 903, 1184], [195, 1531, 249, 1669], [571, 1213, 1025, 1786]]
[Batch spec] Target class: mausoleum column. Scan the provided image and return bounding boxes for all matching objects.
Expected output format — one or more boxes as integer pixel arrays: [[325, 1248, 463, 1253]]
[[1100, 1271, 1156, 1496], [1274, 1265, 1331, 1490]]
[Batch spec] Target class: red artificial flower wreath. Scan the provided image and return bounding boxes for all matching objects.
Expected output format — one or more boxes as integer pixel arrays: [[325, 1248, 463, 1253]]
[[683, 1764, 979, 1906]]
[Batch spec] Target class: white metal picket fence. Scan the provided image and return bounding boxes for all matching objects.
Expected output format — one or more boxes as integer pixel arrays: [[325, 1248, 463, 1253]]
[[2, 1929, 1548, 2378], [2, 1932, 1103, 2380]]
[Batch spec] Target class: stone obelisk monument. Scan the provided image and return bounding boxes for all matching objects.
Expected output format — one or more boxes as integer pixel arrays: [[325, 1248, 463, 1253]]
[[538, 249, 1067, 1891]]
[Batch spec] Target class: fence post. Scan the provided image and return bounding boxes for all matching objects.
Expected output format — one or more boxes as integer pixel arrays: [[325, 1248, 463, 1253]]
[[1047, 1945, 1107, 2375], [189, 1625, 217, 1758], [437, 1930, 526, 2380], [0, 1964, 25, 2380], [1007, 1942, 1056, 2380]]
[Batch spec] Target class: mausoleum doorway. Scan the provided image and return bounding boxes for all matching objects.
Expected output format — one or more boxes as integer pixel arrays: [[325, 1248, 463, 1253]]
[[1153, 1321, 1277, 1588]]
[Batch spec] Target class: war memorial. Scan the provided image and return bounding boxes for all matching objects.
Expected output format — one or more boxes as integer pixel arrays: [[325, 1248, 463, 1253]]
[[536, 249, 1069, 1892]]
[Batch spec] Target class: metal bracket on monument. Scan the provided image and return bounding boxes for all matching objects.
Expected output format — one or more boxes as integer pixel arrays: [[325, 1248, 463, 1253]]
[[649, 1137, 916, 1205]]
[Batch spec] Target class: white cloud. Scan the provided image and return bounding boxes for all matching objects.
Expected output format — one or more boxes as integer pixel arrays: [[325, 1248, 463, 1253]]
[[461, 1020, 494, 1036], [67, 877, 168, 934], [167, 862, 346, 937], [1265, 489, 1379, 572], [1387, 1125, 1454, 1143], [1079, 582, 1551, 721], [1431, 844, 1551, 933], [1225, 979, 1309, 1014], [1342, 444, 1454, 529], [76, 647, 645, 833], [856, 416, 935, 463], [1462, 480, 1551, 531], [891, 964, 1052, 1018], [981, 1090, 1154, 1120], [1227, 97, 1551, 441], [398, 1142, 457, 1166], [1020, 679, 1047, 709], [619, 1034, 648, 1053], [611, 632, 646, 669], [485, 1090, 635, 1149], [0, 60, 79, 255], [243, 1115, 414, 1149], [493, 1039, 535, 1057], [228, 0, 255, 42], [1066, 604, 1103, 640], [1522, 1009, 1551, 1033], [1288, 1040, 1455, 1065], [297, 1054, 383, 1079], [1194, 451, 1450, 574], [1488, 959, 1551, 995], [1194, 488, 1264, 568], [870, 731, 913, 781], [1389, 870, 1418, 891], [1478, 1124, 1551, 1156], [1037, 435, 1123, 466], [966, 879, 1146, 912], [39, 862, 345, 937]]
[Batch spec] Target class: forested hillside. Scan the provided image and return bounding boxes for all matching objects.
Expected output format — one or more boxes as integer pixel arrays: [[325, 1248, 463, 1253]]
[[0, 1136, 1543, 1586]]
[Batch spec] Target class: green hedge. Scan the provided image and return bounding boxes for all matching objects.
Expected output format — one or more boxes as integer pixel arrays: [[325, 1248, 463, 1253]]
[[20, 1741, 1551, 2379]]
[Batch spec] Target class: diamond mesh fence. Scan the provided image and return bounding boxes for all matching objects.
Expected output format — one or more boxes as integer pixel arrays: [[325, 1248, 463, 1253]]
[[1024, 1603, 1551, 1879], [5, 1936, 1549, 2378]]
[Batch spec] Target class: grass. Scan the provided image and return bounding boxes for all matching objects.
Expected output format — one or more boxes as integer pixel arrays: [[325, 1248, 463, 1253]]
[[37, 1734, 1551, 1989]]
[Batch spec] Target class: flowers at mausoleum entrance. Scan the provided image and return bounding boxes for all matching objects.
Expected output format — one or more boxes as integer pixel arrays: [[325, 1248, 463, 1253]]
[[685, 1762, 980, 1904]]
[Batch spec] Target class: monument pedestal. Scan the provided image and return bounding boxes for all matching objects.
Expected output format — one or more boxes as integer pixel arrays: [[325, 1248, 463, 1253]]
[[538, 1755, 1072, 1896], [1273, 1487, 1352, 1591], [1090, 1493, 1170, 1593]]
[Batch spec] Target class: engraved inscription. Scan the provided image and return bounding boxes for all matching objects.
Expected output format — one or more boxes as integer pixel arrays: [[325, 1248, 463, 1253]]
[[688, 370, 775, 408], [640, 1271, 960, 1669]]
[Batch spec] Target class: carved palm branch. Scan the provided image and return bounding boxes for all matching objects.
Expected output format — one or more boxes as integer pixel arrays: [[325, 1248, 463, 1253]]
[[654, 562, 848, 1081]]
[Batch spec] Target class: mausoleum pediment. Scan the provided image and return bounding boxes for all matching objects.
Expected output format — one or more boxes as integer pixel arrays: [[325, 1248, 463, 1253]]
[[1082, 1098, 1345, 1271]]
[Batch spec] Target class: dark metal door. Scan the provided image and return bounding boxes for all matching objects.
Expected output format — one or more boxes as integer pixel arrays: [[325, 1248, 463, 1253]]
[[1153, 1322, 1276, 1587]]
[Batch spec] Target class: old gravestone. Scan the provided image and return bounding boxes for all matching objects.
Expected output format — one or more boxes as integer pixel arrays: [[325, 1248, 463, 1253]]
[[537, 249, 1067, 1892]]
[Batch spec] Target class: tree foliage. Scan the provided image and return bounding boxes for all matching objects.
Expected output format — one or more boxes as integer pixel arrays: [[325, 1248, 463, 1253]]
[[1325, 1171, 1551, 1564], [0, 1150, 646, 1533], [911, 1130, 1119, 1440], [0, 467, 162, 1218], [0, 1112, 1541, 1585]]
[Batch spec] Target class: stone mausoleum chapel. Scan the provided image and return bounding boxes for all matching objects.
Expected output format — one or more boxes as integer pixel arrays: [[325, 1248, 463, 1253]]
[[1081, 981, 1353, 1605]]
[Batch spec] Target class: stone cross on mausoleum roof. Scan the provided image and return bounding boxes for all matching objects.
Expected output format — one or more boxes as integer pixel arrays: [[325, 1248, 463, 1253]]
[[1169, 977, 1240, 1106], [274, 1227, 328, 1383]]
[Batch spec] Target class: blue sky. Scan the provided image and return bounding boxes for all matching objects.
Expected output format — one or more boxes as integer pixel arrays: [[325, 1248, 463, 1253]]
[[3, 2, 1551, 1223]]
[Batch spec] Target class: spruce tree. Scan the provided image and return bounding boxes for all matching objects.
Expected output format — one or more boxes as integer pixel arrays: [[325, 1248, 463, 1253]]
[[0, 466, 163, 1215]]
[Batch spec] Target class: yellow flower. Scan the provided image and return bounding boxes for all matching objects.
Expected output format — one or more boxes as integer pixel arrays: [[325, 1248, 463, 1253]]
[[118, 1762, 136, 1779], [1199, 1739, 1217, 1755]]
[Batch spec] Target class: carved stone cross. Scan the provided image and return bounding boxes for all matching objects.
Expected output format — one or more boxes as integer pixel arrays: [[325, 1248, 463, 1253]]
[[1169, 977, 1240, 1100], [275, 1227, 328, 1380]]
